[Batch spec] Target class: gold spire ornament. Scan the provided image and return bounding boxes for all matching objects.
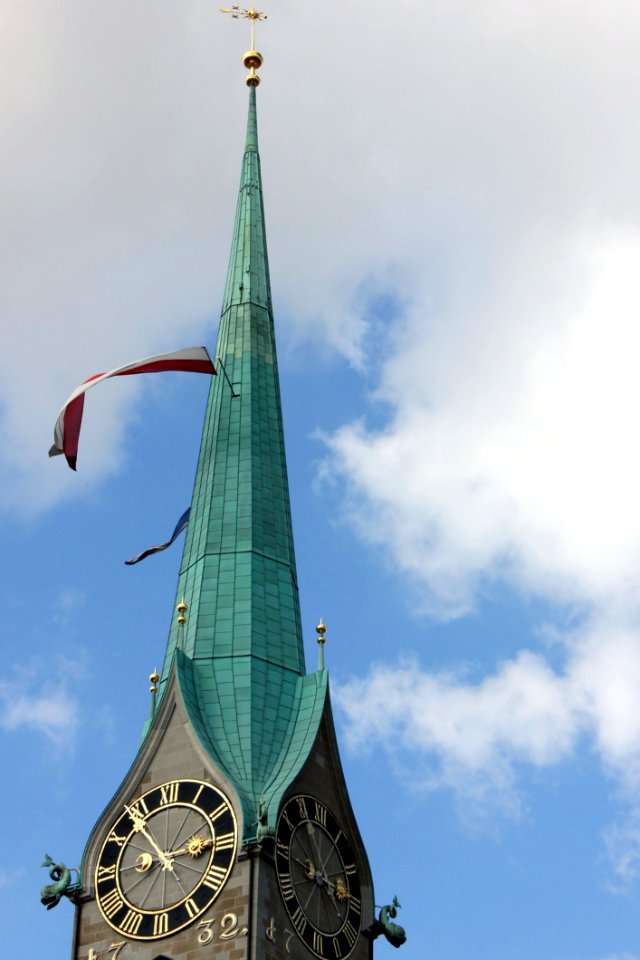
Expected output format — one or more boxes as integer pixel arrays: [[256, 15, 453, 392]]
[[316, 618, 327, 670], [177, 597, 188, 625], [148, 668, 160, 719], [220, 6, 268, 85]]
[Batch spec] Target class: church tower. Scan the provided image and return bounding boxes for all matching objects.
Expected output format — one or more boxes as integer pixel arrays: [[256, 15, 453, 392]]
[[68, 22, 379, 960]]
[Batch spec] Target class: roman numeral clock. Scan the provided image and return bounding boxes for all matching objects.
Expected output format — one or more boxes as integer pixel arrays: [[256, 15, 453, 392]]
[[41, 9, 406, 960], [94, 780, 237, 941]]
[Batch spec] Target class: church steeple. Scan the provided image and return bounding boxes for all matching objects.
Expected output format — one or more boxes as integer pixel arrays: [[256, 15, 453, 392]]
[[155, 77, 325, 838], [63, 29, 379, 959]]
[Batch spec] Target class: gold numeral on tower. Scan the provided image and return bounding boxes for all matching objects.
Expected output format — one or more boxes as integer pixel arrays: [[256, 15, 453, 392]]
[[333, 937, 343, 958], [203, 863, 227, 891], [108, 830, 127, 848], [276, 840, 289, 859], [193, 783, 205, 804], [296, 797, 308, 819], [210, 801, 228, 822], [282, 809, 294, 830], [160, 781, 180, 805], [314, 802, 327, 827], [343, 921, 358, 948], [350, 896, 361, 916], [97, 865, 116, 883], [185, 898, 199, 919], [344, 863, 357, 876], [120, 909, 143, 935], [153, 913, 169, 936], [280, 873, 295, 901], [291, 906, 307, 936], [220, 912, 240, 939], [313, 931, 325, 955], [215, 831, 235, 851], [101, 888, 123, 919], [128, 796, 149, 819]]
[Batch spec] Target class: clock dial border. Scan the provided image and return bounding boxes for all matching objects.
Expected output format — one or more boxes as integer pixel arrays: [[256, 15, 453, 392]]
[[95, 778, 238, 941], [275, 794, 362, 960]]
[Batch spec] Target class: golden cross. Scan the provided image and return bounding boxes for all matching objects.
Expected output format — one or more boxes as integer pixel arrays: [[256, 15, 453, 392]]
[[220, 6, 267, 50]]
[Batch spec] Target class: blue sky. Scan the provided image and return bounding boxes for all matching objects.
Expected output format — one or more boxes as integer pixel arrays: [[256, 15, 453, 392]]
[[3, 1, 640, 958]]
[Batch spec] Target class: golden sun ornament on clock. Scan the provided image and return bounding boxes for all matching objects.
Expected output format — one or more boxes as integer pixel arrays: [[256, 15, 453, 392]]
[[95, 779, 238, 940]]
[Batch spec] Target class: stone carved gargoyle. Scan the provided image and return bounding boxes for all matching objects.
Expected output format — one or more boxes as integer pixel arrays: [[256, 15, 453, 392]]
[[368, 895, 407, 948], [40, 854, 80, 909]]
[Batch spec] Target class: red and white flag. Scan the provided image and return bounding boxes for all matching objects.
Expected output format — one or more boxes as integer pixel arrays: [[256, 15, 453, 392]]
[[49, 346, 216, 470]]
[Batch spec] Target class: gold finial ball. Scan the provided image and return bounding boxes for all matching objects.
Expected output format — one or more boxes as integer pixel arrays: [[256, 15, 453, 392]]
[[243, 48, 263, 70], [177, 597, 188, 625], [316, 618, 327, 644], [149, 671, 160, 685]]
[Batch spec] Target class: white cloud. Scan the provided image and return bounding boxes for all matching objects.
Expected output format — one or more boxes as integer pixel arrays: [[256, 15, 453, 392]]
[[335, 615, 640, 875], [0, 663, 80, 749], [599, 955, 640, 960], [6, 0, 640, 894], [325, 236, 640, 619], [3, 0, 640, 515], [51, 588, 86, 626], [603, 816, 640, 891]]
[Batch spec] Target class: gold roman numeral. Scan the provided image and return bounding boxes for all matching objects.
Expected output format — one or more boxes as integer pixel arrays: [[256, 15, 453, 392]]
[[209, 801, 228, 821], [160, 781, 179, 805], [193, 783, 205, 804], [153, 913, 169, 936], [280, 873, 295, 901], [128, 796, 149, 819], [276, 840, 289, 859], [107, 830, 127, 848], [120, 909, 143, 935], [101, 887, 123, 919], [97, 864, 116, 883], [282, 808, 294, 830], [343, 921, 358, 948], [291, 905, 307, 936], [203, 863, 227, 891], [313, 931, 325, 955], [296, 797, 308, 819], [314, 802, 327, 827], [344, 863, 357, 876], [215, 831, 235, 851], [185, 898, 198, 919], [349, 896, 361, 917], [333, 937, 343, 958]]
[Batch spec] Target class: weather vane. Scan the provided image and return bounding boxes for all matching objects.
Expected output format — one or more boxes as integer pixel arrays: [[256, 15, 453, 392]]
[[220, 6, 268, 85]]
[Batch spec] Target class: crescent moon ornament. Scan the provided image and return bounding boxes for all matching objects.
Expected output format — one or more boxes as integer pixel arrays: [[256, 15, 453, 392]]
[[135, 852, 153, 873]]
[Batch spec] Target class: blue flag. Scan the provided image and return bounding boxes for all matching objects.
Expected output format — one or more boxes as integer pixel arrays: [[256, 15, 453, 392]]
[[125, 508, 190, 565]]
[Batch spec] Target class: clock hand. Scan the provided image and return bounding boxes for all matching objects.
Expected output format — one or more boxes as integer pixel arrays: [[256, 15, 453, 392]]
[[324, 883, 345, 919], [305, 822, 324, 866], [167, 836, 214, 858], [289, 853, 315, 872], [125, 805, 174, 871]]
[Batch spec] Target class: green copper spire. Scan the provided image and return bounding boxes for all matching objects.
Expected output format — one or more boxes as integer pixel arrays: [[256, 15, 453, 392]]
[[155, 85, 326, 837]]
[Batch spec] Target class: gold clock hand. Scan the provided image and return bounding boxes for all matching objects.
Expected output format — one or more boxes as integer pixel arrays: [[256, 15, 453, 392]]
[[168, 836, 214, 858], [124, 805, 174, 871], [325, 884, 346, 919]]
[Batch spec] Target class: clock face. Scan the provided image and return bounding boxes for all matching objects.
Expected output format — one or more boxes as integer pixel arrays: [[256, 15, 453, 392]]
[[95, 779, 238, 940], [275, 794, 362, 959]]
